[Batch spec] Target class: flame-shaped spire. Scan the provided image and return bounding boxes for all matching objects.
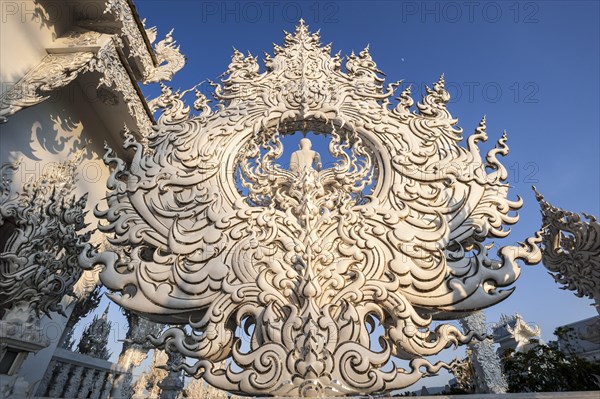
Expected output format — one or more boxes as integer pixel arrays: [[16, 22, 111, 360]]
[[468, 115, 488, 150], [101, 304, 110, 319], [394, 83, 414, 115], [417, 74, 452, 119]]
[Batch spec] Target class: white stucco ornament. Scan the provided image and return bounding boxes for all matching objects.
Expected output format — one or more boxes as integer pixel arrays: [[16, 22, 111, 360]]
[[97, 21, 541, 396], [534, 188, 600, 313]]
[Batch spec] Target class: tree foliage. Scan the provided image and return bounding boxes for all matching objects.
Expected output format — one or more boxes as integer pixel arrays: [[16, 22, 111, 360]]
[[501, 328, 600, 393]]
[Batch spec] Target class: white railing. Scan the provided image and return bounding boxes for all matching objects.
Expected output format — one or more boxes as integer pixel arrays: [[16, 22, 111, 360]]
[[36, 347, 126, 398]]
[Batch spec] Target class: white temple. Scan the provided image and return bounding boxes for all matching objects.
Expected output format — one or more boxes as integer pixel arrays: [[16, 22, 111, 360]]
[[492, 313, 543, 356], [0, 0, 183, 396], [93, 17, 542, 398], [1, 1, 598, 398]]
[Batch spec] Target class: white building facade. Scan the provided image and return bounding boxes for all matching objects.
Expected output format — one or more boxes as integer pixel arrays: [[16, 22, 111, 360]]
[[0, 1, 184, 396]]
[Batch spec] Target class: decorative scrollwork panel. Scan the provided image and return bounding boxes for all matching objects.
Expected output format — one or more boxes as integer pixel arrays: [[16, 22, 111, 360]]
[[97, 21, 541, 396]]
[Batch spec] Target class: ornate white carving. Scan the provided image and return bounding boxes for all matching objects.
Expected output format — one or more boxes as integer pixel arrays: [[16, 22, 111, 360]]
[[133, 349, 169, 398], [105, 0, 185, 83], [535, 188, 600, 313], [61, 30, 104, 47], [0, 375, 34, 398], [459, 312, 508, 394], [63, 365, 85, 398], [90, 371, 108, 399], [61, 282, 103, 352], [145, 28, 187, 83], [37, 351, 126, 398], [0, 53, 94, 123], [97, 21, 542, 396], [72, 267, 102, 302], [48, 363, 73, 397], [0, 40, 153, 139], [101, 372, 114, 398], [492, 313, 542, 354], [178, 378, 233, 399], [117, 310, 163, 397], [87, 39, 154, 139], [104, 0, 154, 73], [452, 351, 475, 393], [0, 305, 46, 397], [79, 368, 98, 398], [0, 302, 50, 353], [77, 306, 112, 360], [158, 352, 185, 399], [0, 154, 96, 316]]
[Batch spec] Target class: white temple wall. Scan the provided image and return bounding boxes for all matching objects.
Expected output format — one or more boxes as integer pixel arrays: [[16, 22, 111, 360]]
[[0, 82, 113, 218], [0, 0, 60, 95], [0, 80, 117, 390]]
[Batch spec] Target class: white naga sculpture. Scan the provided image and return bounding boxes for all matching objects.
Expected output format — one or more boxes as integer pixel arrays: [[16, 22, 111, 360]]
[[535, 188, 600, 314], [96, 21, 542, 396]]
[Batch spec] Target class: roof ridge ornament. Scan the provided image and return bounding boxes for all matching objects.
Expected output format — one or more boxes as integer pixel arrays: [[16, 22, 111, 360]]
[[95, 21, 542, 396]]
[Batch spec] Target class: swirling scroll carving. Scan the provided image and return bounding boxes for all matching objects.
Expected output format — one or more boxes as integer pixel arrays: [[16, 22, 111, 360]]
[[97, 21, 541, 396]]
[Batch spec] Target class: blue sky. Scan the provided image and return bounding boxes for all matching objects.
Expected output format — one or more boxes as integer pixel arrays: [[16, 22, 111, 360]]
[[77, 0, 599, 391]]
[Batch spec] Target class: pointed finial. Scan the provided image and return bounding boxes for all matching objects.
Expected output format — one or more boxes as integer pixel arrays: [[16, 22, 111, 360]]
[[395, 83, 414, 113], [295, 19, 309, 36], [102, 304, 110, 318], [359, 44, 373, 60], [436, 73, 445, 88], [532, 186, 544, 202], [475, 115, 487, 131]]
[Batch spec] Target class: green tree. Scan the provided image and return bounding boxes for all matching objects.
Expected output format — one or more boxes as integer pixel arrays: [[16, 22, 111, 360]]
[[501, 328, 600, 393]]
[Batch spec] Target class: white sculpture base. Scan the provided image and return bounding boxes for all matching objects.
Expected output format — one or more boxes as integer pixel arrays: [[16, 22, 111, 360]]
[[424, 392, 600, 399], [255, 394, 599, 399], [20, 391, 600, 399]]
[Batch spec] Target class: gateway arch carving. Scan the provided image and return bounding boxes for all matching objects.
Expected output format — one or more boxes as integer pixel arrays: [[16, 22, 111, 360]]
[[96, 21, 541, 396]]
